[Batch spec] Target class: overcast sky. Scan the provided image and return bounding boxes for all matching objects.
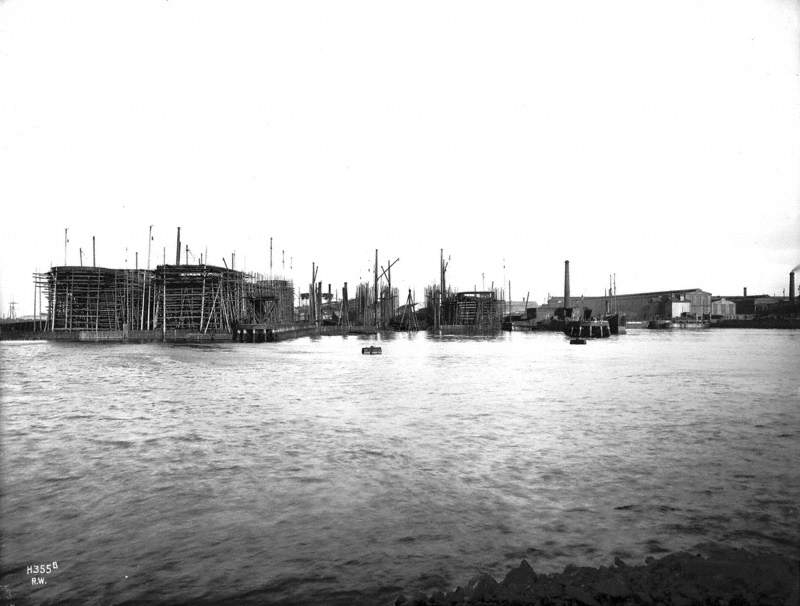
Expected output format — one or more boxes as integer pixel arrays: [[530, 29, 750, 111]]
[[1, 0, 798, 316]]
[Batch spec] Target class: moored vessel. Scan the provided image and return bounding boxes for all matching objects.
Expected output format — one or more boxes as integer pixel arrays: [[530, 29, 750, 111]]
[[565, 319, 611, 339], [604, 313, 627, 335]]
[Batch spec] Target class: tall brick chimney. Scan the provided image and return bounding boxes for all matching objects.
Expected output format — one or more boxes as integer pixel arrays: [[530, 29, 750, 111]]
[[790, 272, 795, 304], [564, 260, 570, 311]]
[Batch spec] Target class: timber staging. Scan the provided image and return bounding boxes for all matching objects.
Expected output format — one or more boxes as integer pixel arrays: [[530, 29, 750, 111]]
[[33, 264, 295, 334], [3, 263, 381, 343], [7, 253, 509, 341]]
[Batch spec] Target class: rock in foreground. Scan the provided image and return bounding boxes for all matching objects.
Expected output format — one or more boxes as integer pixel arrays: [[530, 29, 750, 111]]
[[395, 545, 799, 605]]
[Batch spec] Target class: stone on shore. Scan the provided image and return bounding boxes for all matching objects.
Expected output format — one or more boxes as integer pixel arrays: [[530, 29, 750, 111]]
[[395, 545, 797, 605]]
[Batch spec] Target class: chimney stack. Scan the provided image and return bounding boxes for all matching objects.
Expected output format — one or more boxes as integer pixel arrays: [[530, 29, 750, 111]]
[[564, 260, 570, 311], [743, 287, 747, 297], [790, 272, 795, 304], [175, 227, 181, 265]]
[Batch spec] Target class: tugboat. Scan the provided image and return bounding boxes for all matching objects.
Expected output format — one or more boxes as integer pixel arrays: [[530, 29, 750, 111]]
[[554, 260, 612, 342]]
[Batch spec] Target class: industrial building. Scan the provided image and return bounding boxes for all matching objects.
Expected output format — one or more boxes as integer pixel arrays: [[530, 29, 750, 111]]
[[721, 294, 787, 319], [541, 288, 712, 322], [711, 297, 736, 320]]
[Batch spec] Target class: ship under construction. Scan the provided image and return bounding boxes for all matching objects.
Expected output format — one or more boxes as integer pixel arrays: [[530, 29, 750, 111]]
[[29, 263, 295, 342]]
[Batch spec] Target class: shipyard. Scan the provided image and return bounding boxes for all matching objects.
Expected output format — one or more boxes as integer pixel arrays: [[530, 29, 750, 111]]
[[2, 231, 799, 606], [2, 230, 798, 341], [2, 1, 800, 605]]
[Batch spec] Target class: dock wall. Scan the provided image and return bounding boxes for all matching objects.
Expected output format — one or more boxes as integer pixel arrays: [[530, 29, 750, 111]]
[[2, 324, 380, 343]]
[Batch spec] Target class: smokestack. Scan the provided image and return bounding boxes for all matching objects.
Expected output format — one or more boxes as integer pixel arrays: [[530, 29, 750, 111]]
[[564, 260, 570, 310], [790, 272, 795, 304], [175, 227, 181, 265], [743, 287, 747, 297]]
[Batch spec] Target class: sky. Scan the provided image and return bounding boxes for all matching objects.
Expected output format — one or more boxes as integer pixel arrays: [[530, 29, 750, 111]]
[[1, 0, 799, 317]]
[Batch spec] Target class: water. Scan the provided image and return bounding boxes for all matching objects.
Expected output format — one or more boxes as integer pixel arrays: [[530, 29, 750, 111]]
[[1, 329, 799, 605]]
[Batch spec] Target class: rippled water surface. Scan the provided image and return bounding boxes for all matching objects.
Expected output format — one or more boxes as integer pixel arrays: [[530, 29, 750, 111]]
[[1, 329, 799, 604]]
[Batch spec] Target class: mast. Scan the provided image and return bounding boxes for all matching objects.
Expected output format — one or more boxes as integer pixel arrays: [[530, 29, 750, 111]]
[[440, 248, 446, 327], [613, 273, 617, 314]]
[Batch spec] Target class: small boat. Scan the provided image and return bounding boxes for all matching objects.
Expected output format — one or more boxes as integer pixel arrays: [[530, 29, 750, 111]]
[[570, 338, 586, 345], [672, 318, 710, 329], [361, 346, 382, 355]]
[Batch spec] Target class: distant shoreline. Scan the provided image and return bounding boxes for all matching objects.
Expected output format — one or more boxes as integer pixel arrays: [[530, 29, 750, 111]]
[[3, 321, 800, 342]]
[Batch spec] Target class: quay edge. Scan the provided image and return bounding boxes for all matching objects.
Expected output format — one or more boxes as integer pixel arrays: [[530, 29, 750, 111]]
[[0, 324, 378, 343]]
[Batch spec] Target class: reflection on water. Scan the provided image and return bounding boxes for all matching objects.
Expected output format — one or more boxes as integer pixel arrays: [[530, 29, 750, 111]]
[[1, 329, 799, 604]]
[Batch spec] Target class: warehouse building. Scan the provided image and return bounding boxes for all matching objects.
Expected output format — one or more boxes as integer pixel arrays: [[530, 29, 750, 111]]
[[711, 297, 736, 320], [541, 288, 712, 322]]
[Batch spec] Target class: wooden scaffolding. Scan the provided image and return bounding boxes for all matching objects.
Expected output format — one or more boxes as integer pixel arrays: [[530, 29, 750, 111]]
[[35, 266, 149, 331], [425, 286, 503, 330], [35, 264, 295, 335], [152, 264, 243, 333]]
